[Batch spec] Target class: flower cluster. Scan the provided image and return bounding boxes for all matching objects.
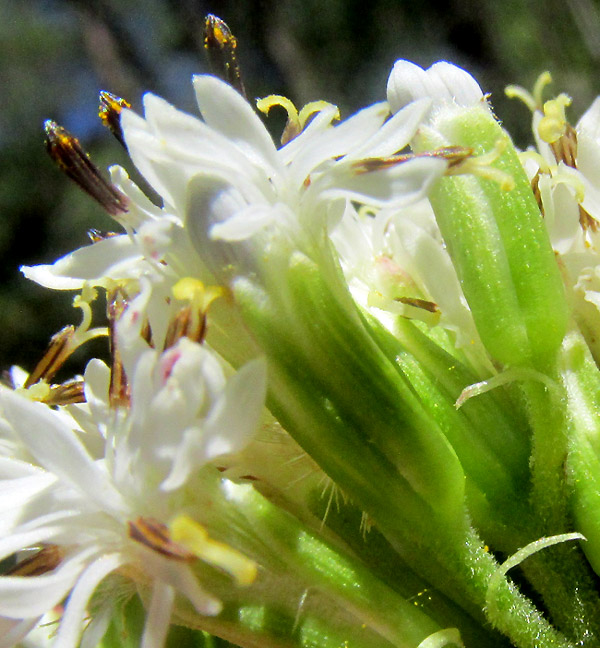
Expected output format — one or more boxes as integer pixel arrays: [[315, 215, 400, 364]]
[[5, 15, 600, 648]]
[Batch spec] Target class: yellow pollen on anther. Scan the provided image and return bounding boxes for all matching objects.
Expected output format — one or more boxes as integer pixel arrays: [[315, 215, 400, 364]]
[[170, 514, 258, 586]]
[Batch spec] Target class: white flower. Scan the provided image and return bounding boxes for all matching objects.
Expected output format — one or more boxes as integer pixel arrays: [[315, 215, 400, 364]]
[[330, 60, 494, 373], [22, 74, 447, 306], [0, 324, 266, 648]]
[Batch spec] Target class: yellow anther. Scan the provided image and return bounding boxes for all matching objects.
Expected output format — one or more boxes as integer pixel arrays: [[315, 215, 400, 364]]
[[170, 515, 257, 586], [538, 94, 572, 144], [172, 277, 223, 311]]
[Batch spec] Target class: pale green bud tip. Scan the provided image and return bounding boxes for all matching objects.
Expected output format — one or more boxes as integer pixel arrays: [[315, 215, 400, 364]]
[[387, 61, 568, 367]]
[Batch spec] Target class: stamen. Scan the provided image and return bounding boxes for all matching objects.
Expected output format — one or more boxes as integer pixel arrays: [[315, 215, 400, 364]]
[[128, 517, 195, 562], [396, 296, 440, 314], [368, 292, 441, 326], [88, 229, 120, 243], [551, 170, 585, 203], [45, 379, 86, 406], [23, 286, 107, 394], [298, 101, 340, 127], [505, 84, 537, 112], [445, 139, 515, 191], [533, 71, 553, 108], [107, 288, 131, 408], [538, 94, 572, 144], [550, 124, 578, 168], [531, 172, 544, 214], [579, 204, 598, 233], [257, 97, 340, 145], [352, 146, 474, 174], [170, 514, 258, 586], [99, 90, 131, 148], [165, 278, 223, 348], [257, 95, 301, 145], [505, 72, 552, 112], [23, 326, 77, 389], [6, 546, 64, 577], [518, 150, 553, 174], [203, 14, 246, 98], [44, 120, 129, 216]]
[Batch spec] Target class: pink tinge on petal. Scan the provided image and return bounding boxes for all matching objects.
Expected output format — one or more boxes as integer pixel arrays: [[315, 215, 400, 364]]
[[159, 348, 182, 385]]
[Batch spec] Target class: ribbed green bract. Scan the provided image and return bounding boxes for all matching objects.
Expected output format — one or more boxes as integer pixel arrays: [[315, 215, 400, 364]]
[[417, 106, 568, 368]]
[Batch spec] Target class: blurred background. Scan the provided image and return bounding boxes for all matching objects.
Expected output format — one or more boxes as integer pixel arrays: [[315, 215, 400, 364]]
[[1, 0, 600, 373]]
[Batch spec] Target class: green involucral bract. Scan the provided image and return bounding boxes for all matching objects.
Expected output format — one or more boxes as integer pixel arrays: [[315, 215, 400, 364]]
[[414, 105, 568, 369]]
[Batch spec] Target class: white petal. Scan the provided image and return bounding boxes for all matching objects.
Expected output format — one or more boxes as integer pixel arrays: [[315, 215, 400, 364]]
[[290, 102, 389, 184], [82, 359, 111, 435], [0, 549, 95, 618], [0, 391, 125, 514], [321, 156, 446, 208], [346, 98, 432, 160], [0, 527, 64, 563], [0, 472, 56, 516], [54, 553, 123, 648], [141, 582, 174, 648], [158, 561, 221, 616], [204, 357, 267, 458], [387, 60, 448, 113], [278, 103, 340, 164], [427, 61, 484, 106], [21, 236, 141, 290], [210, 204, 277, 241], [387, 60, 483, 114], [577, 96, 600, 141], [193, 75, 278, 170]]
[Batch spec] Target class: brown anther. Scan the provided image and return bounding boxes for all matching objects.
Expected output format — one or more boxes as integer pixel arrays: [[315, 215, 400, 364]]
[[128, 517, 195, 562], [24, 325, 77, 389], [395, 297, 440, 313], [45, 380, 86, 406], [99, 91, 131, 148], [44, 120, 129, 217], [163, 306, 207, 350], [88, 229, 121, 243], [352, 146, 473, 174], [6, 546, 64, 577], [579, 204, 599, 233], [107, 289, 131, 408], [531, 171, 544, 215], [550, 123, 578, 168], [203, 15, 246, 98]]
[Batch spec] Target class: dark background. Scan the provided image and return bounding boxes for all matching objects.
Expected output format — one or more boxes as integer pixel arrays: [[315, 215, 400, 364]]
[[2, 0, 600, 375]]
